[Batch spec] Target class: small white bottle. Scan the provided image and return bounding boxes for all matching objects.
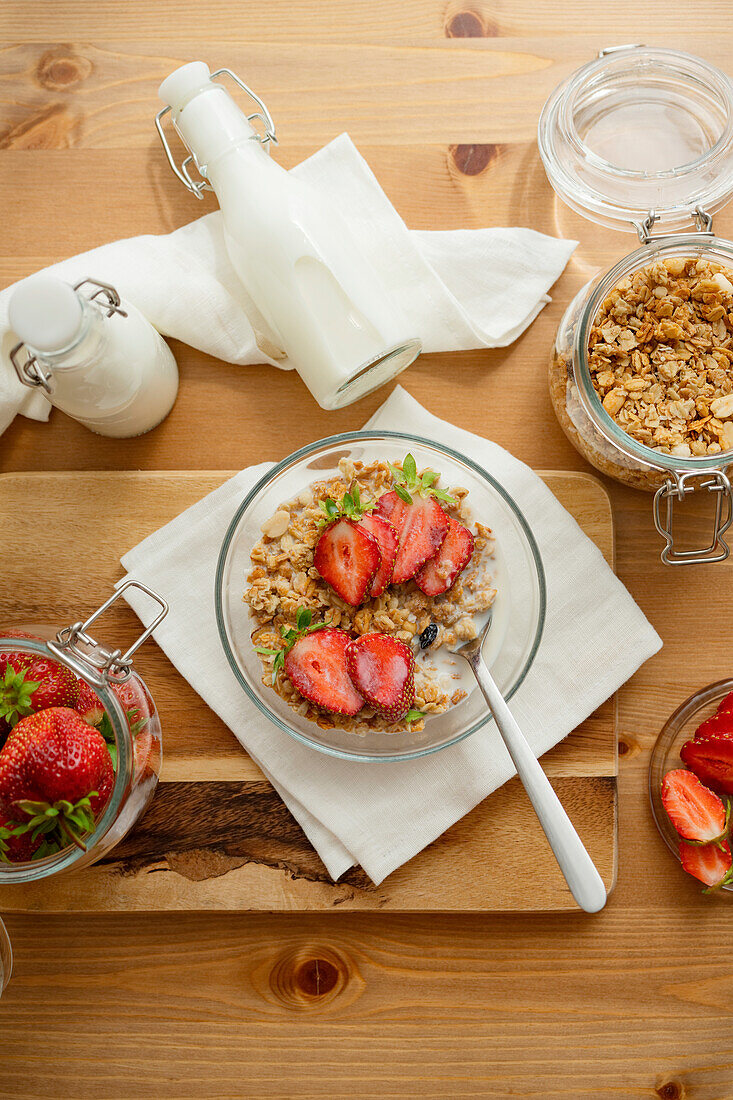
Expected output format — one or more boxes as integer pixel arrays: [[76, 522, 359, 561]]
[[8, 275, 179, 438], [157, 62, 421, 410]]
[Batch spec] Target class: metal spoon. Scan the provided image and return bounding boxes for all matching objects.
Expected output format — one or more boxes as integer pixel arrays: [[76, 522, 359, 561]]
[[454, 614, 607, 913]]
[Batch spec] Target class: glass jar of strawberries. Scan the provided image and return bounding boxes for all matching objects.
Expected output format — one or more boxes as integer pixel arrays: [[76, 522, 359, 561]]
[[0, 581, 168, 881]]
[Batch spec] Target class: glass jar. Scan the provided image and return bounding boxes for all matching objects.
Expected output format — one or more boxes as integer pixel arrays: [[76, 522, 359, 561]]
[[540, 46, 733, 563], [0, 580, 168, 883]]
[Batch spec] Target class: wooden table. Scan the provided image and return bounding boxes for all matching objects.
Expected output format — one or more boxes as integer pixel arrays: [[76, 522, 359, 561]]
[[2, 4, 733, 1097]]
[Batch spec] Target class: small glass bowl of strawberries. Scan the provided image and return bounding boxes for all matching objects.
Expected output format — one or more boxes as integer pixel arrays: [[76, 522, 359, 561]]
[[650, 680, 733, 895], [0, 582, 167, 882]]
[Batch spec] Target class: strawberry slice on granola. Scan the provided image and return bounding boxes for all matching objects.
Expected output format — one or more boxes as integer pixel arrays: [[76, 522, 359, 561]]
[[359, 513, 398, 598], [375, 454, 455, 584], [314, 519, 380, 606], [284, 627, 364, 716], [414, 516, 474, 597], [376, 491, 449, 584], [346, 633, 415, 722]]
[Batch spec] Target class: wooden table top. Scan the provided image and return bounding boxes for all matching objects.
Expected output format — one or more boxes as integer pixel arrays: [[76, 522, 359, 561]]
[[2, 3, 733, 1097]]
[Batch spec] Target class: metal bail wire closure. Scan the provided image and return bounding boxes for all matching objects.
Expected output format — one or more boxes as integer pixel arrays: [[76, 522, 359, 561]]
[[633, 206, 715, 244], [155, 68, 278, 199], [48, 581, 169, 685], [10, 277, 128, 393], [653, 471, 733, 565]]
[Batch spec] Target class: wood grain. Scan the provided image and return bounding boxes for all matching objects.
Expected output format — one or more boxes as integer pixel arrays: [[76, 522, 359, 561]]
[[0, 470, 616, 913], [1, 2, 733, 1095]]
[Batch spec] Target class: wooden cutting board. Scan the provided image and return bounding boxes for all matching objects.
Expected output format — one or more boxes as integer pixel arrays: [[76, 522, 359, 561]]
[[0, 470, 616, 912]]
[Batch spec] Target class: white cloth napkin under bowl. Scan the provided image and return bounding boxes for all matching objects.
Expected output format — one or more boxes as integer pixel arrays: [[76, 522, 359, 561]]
[[0, 134, 576, 435], [118, 387, 661, 886]]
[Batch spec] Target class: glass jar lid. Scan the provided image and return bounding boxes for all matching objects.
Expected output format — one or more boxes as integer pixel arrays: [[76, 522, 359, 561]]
[[538, 45, 733, 233]]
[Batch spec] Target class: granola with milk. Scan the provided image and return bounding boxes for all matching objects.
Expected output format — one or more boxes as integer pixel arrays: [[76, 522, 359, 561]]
[[243, 457, 496, 733]]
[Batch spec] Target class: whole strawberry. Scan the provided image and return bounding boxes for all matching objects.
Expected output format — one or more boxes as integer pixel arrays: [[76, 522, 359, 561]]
[[0, 808, 43, 863], [75, 679, 105, 727], [0, 707, 114, 851], [0, 657, 78, 729], [0, 629, 38, 679]]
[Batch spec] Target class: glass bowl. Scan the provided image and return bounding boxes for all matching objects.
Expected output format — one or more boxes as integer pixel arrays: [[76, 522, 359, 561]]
[[649, 678, 733, 892], [215, 431, 546, 762]]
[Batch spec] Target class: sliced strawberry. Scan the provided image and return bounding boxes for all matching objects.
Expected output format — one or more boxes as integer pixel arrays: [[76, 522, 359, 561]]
[[694, 711, 733, 741], [284, 628, 364, 716], [717, 691, 733, 715], [346, 633, 415, 722], [313, 519, 380, 606], [375, 491, 448, 584], [661, 769, 729, 842], [680, 734, 733, 795], [414, 516, 474, 596], [679, 839, 733, 888], [358, 513, 398, 598]]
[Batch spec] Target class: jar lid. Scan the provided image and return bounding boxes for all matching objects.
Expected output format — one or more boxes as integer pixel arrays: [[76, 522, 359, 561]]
[[538, 46, 733, 233]]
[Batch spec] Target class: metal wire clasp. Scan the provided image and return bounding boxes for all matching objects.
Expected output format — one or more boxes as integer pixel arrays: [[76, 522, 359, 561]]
[[48, 581, 169, 685], [155, 68, 278, 199], [634, 206, 715, 244], [10, 277, 127, 394], [653, 470, 733, 565]]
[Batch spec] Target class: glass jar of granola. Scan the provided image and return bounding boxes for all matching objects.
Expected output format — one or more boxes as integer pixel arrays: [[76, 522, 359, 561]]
[[540, 45, 733, 563]]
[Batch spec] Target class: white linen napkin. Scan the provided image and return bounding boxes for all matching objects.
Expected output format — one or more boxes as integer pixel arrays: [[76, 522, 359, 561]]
[[0, 134, 576, 435], [118, 386, 661, 886]]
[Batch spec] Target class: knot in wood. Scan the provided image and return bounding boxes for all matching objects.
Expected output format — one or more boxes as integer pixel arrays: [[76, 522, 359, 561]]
[[656, 1081, 685, 1100], [268, 946, 352, 1010], [449, 143, 500, 177], [36, 47, 92, 91], [445, 10, 498, 37]]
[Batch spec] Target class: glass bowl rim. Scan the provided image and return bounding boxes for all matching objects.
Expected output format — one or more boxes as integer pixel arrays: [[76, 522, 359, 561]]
[[0, 636, 132, 880], [214, 429, 547, 763]]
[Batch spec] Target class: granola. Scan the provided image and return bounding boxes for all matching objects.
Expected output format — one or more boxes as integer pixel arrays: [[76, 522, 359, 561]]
[[588, 257, 733, 458], [243, 458, 497, 734]]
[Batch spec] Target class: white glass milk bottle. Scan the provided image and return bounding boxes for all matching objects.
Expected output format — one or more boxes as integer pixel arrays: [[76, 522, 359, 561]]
[[156, 62, 421, 410], [9, 275, 179, 438]]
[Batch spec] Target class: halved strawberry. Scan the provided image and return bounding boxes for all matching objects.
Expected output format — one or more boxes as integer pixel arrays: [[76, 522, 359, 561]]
[[679, 839, 733, 889], [346, 633, 415, 722], [375, 491, 448, 584], [358, 513, 398, 598], [284, 628, 364, 716], [694, 712, 733, 741], [414, 516, 474, 596], [313, 519, 380, 606], [661, 769, 729, 843], [680, 734, 733, 795]]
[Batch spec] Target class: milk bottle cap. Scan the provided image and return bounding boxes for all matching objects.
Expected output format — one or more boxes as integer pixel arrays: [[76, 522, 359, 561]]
[[9, 275, 83, 353]]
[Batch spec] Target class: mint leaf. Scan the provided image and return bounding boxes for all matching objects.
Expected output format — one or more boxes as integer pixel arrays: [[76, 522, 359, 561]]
[[405, 709, 426, 723], [394, 485, 412, 505], [403, 453, 417, 482]]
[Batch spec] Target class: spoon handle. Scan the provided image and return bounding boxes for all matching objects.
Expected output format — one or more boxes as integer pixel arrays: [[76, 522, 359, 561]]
[[470, 655, 607, 914]]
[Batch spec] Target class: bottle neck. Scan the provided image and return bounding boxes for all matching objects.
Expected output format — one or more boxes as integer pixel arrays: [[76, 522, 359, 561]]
[[173, 83, 263, 174], [28, 298, 108, 372]]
